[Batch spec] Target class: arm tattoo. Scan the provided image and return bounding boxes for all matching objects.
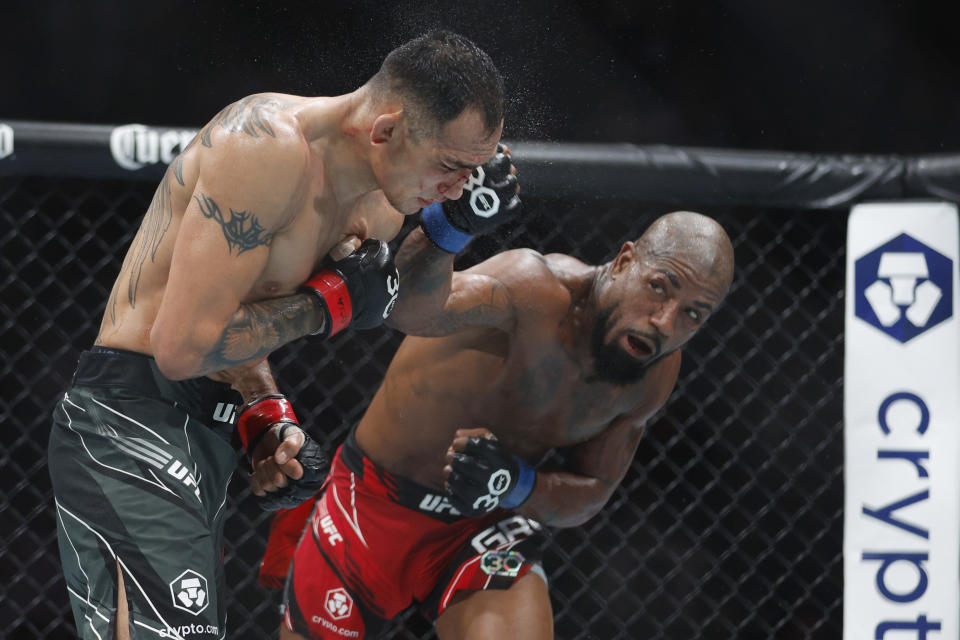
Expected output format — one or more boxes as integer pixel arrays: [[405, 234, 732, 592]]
[[198, 293, 323, 374], [390, 228, 513, 334], [106, 168, 175, 324], [433, 280, 510, 333], [104, 284, 120, 328], [168, 94, 294, 193], [194, 193, 273, 254], [200, 95, 293, 147], [170, 153, 186, 186]]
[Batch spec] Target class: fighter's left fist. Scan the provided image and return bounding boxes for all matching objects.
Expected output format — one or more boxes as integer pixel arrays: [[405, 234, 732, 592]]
[[302, 238, 400, 338], [237, 395, 329, 510], [253, 425, 329, 511], [443, 428, 536, 516], [421, 145, 521, 253]]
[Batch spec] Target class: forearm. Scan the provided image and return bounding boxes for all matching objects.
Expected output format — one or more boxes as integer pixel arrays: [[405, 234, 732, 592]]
[[199, 293, 325, 374], [158, 293, 325, 380], [519, 417, 647, 527], [384, 226, 455, 334], [516, 469, 614, 528], [211, 358, 280, 404]]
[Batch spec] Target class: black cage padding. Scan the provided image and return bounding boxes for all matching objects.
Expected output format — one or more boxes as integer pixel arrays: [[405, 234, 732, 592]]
[[4, 119, 960, 207]]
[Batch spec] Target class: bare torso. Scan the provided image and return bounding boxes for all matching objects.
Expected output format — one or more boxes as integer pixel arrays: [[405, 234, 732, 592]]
[[96, 93, 403, 355], [356, 250, 678, 489]]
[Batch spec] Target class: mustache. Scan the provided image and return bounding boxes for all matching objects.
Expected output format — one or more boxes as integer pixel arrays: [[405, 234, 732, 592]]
[[590, 309, 654, 386], [631, 329, 662, 359]]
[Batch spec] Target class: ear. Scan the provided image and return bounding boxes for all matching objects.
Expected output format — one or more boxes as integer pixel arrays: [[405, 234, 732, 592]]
[[610, 241, 635, 276], [371, 111, 402, 145]]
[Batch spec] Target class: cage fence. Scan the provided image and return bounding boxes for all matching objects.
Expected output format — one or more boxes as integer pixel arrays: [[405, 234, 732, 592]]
[[1, 168, 847, 638]]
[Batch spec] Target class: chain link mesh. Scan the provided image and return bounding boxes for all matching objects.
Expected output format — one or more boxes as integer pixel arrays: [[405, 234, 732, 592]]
[[0, 176, 844, 639]]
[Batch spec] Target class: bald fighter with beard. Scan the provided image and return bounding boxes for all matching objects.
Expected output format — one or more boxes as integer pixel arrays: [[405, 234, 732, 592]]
[[262, 211, 735, 639]]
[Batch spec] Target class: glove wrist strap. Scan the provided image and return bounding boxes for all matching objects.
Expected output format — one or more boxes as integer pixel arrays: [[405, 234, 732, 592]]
[[237, 394, 298, 453], [501, 457, 536, 509], [302, 271, 353, 338], [421, 203, 473, 253]]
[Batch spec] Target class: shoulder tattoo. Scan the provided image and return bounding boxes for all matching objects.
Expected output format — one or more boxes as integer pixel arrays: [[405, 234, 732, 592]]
[[200, 95, 294, 147]]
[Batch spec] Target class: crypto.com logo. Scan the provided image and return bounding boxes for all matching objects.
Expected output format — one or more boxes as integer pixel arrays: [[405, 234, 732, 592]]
[[324, 588, 353, 620], [854, 233, 953, 343], [169, 569, 209, 616]]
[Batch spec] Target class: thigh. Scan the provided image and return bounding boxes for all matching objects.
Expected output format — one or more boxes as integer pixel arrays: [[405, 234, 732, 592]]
[[435, 571, 553, 640], [422, 514, 552, 639], [50, 388, 233, 639]]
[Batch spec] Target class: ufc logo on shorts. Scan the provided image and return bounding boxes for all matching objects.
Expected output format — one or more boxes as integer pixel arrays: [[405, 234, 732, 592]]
[[418, 493, 461, 516], [463, 166, 499, 218], [212, 402, 237, 424], [320, 514, 343, 546], [167, 460, 201, 500]]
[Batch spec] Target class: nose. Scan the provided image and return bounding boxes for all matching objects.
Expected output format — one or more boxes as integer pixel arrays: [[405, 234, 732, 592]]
[[650, 301, 679, 337], [437, 169, 472, 200]]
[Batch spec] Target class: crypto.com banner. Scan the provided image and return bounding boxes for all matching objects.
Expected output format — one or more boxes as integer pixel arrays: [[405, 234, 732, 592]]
[[845, 202, 959, 639]]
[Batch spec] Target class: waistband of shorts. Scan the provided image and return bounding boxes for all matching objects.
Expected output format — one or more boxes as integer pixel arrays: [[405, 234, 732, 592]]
[[339, 427, 369, 477], [338, 427, 466, 521], [71, 347, 238, 415]]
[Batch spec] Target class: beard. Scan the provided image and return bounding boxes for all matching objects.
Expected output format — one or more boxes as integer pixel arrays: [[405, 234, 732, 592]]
[[588, 309, 653, 386]]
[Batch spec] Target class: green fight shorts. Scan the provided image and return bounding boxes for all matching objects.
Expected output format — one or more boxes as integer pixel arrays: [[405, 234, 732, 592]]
[[48, 347, 243, 639]]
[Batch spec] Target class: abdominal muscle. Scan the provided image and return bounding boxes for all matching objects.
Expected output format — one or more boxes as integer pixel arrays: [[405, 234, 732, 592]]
[[354, 333, 517, 490]]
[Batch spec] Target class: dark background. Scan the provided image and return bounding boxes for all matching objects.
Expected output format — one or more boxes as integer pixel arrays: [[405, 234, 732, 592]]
[[2, 0, 959, 153]]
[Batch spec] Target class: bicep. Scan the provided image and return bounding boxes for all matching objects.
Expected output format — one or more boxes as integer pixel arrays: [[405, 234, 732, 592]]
[[434, 271, 516, 333], [428, 249, 551, 335], [157, 134, 307, 333], [158, 188, 274, 334]]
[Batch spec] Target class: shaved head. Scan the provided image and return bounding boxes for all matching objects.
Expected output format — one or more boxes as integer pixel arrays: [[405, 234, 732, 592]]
[[589, 211, 734, 386], [636, 211, 735, 296]]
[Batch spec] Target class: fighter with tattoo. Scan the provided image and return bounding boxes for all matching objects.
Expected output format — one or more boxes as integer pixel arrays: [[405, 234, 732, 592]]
[[258, 211, 735, 639], [48, 31, 513, 640]]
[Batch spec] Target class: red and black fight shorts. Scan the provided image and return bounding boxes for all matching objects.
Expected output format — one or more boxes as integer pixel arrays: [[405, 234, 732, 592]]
[[259, 428, 545, 639]]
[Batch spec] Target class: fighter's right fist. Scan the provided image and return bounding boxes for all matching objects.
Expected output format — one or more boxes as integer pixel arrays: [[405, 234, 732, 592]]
[[301, 238, 400, 338], [443, 428, 537, 517], [421, 145, 521, 253]]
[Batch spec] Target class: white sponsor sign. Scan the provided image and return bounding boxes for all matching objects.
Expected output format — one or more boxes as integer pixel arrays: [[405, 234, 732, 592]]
[[0, 123, 13, 159], [844, 201, 959, 639], [110, 124, 197, 170]]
